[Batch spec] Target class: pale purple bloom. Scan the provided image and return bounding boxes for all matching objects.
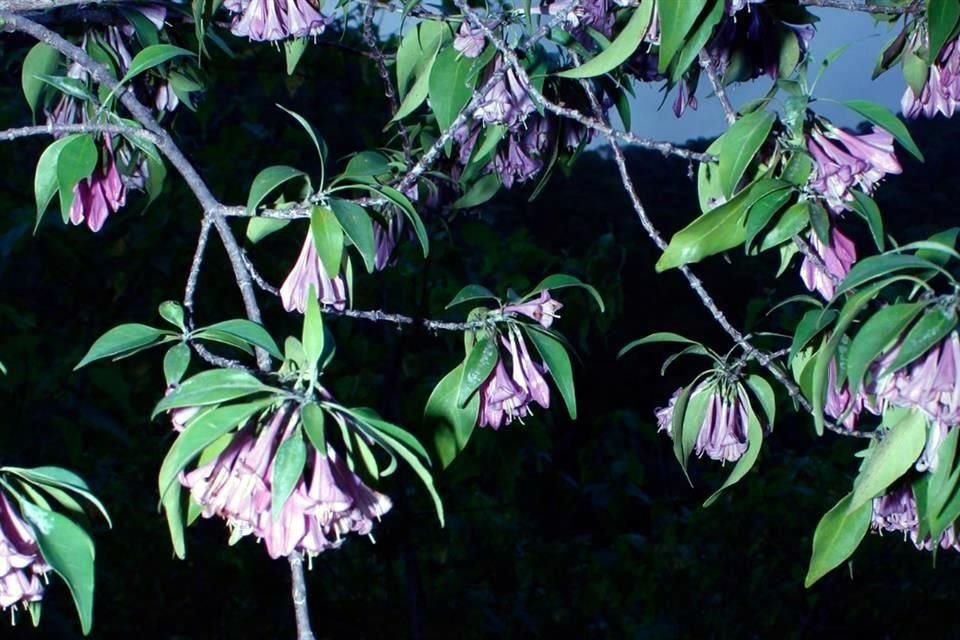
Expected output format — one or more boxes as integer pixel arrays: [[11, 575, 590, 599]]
[[164, 385, 200, 432], [472, 58, 536, 130], [280, 233, 347, 313], [902, 36, 960, 119], [494, 133, 544, 188], [808, 124, 902, 212], [504, 290, 563, 328], [373, 214, 404, 271], [655, 383, 750, 462], [0, 492, 48, 612], [453, 22, 485, 58], [872, 482, 960, 552], [225, 0, 327, 42], [70, 137, 127, 233], [478, 328, 550, 429], [824, 359, 863, 431], [799, 228, 856, 300]]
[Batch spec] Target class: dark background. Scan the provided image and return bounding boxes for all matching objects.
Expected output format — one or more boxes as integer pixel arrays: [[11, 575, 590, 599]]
[[2, 28, 960, 640]]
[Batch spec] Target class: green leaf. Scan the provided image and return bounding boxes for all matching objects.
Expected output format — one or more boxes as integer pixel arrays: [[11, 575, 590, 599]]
[[163, 343, 191, 386], [57, 134, 98, 222], [394, 44, 440, 121], [809, 201, 831, 244], [344, 151, 390, 178], [849, 190, 885, 251], [302, 403, 327, 454], [758, 201, 809, 251], [446, 284, 499, 309], [161, 482, 185, 558], [34, 136, 77, 227], [21, 42, 60, 115], [804, 492, 872, 587], [744, 187, 793, 251], [157, 400, 271, 499], [5, 466, 111, 528], [119, 44, 194, 84], [277, 105, 328, 163], [311, 205, 345, 276], [245, 165, 307, 214], [284, 37, 308, 75], [271, 426, 307, 520], [302, 287, 325, 371], [373, 185, 429, 257], [328, 198, 376, 273], [159, 300, 186, 331], [836, 254, 943, 296], [657, 179, 789, 271], [396, 21, 447, 99], [718, 111, 776, 198], [669, 0, 724, 83], [196, 319, 283, 360], [458, 336, 499, 407], [789, 308, 836, 363], [362, 424, 444, 525], [21, 502, 95, 635], [619, 331, 703, 358], [846, 302, 924, 394], [745, 375, 776, 428], [524, 273, 605, 312], [151, 369, 274, 417], [928, 0, 960, 62], [704, 403, 763, 506], [452, 173, 502, 209], [75, 323, 170, 369], [427, 364, 480, 468], [677, 380, 715, 478], [849, 408, 927, 512], [840, 99, 924, 161], [429, 47, 478, 130], [885, 306, 957, 374], [557, 0, 654, 78], [658, 0, 709, 73], [246, 217, 290, 244], [524, 325, 577, 420]]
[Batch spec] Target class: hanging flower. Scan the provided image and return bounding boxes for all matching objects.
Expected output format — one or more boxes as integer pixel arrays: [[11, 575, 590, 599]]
[[808, 124, 902, 212], [477, 327, 550, 429], [504, 290, 563, 328], [799, 228, 856, 300], [280, 233, 347, 313], [823, 359, 863, 431], [871, 482, 960, 552], [0, 492, 49, 613], [902, 35, 960, 119], [453, 22, 485, 58], [224, 0, 327, 42], [655, 382, 750, 463], [69, 137, 127, 233]]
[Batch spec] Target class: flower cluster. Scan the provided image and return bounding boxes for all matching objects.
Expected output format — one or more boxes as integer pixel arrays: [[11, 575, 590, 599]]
[[871, 482, 960, 552], [180, 404, 392, 559], [0, 491, 49, 614], [473, 292, 563, 429], [280, 232, 348, 313], [655, 383, 751, 463], [223, 0, 327, 42], [798, 227, 856, 300], [902, 34, 960, 119]]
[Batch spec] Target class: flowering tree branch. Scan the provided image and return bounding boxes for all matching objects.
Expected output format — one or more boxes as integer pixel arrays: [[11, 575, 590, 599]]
[[0, 122, 157, 142], [797, 0, 920, 14], [699, 51, 737, 126]]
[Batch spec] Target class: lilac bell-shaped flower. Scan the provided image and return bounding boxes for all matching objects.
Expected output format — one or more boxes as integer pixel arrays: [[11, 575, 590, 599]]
[[373, 214, 404, 271], [808, 124, 901, 212], [871, 482, 960, 552], [655, 383, 750, 463], [226, 0, 327, 42], [503, 290, 563, 328], [799, 228, 856, 300], [280, 233, 347, 313], [70, 137, 127, 233], [472, 57, 536, 130], [823, 359, 863, 431], [902, 35, 960, 119], [453, 22, 485, 58], [477, 328, 551, 429], [0, 492, 49, 612]]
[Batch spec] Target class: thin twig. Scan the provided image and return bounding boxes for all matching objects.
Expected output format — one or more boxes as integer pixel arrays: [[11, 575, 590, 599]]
[[0, 122, 157, 142], [184, 217, 213, 328], [797, 0, 920, 14], [792, 233, 843, 291], [362, 1, 413, 167], [288, 554, 314, 640], [698, 51, 736, 126]]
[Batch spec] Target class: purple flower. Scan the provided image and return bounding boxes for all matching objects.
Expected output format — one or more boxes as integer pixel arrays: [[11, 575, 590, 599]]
[[477, 327, 550, 429], [70, 137, 127, 233], [453, 22, 485, 58], [872, 482, 960, 552], [824, 359, 863, 431], [902, 35, 960, 119], [164, 385, 200, 432], [808, 124, 902, 212], [504, 290, 563, 328], [472, 57, 536, 130], [494, 133, 544, 188], [655, 382, 750, 462], [225, 0, 327, 42], [373, 214, 404, 271], [280, 233, 347, 313], [0, 492, 49, 612], [799, 228, 856, 300]]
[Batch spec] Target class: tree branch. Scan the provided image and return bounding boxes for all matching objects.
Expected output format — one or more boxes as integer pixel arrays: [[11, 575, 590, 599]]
[[698, 50, 736, 126], [0, 122, 157, 142], [797, 0, 920, 14]]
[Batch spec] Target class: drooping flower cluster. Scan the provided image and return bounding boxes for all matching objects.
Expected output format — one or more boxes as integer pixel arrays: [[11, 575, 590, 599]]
[[373, 214, 405, 271], [823, 359, 864, 431], [799, 227, 856, 300], [902, 34, 960, 119], [807, 123, 902, 213], [280, 232, 348, 313], [180, 404, 392, 558], [504, 290, 563, 328], [655, 382, 751, 463], [871, 482, 960, 552], [223, 0, 327, 42], [0, 491, 49, 614], [477, 325, 551, 429]]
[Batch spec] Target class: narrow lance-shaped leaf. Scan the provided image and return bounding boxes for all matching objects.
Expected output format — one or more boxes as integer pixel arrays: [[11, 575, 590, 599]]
[[804, 492, 872, 587]]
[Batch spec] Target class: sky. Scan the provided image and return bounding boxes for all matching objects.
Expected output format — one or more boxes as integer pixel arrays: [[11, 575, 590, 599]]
[[627, 8, 908, 143]]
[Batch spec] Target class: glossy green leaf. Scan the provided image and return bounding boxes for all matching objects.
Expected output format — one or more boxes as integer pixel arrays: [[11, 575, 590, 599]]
[[21, 502, 95, 635], [849, 190, 885, 251], [719, 111, 776, 198], [658, 0, 709, 73], [163, 343, 192, 386], [840, 99, 924, 161], [75, 323, 170, 369], [302, 403, 327, 454], [524, 325, 576, 420], [246, 217, 290, 244], [284, 37, 307, 75], [151, 369, 274, 417], [758, 201, 809, 251], [619, 331, 703, 358], [5, 466, 111, 528], [344, 151, 390, 178], [429, 46, 478, 130], [557, 0, 654, 78], [745, 374, 776, 428], [310, 205, 344, 276], [21, 42, 60, 115], [196, 319, 283, 360], [57, 134, 98, 222], [928, 0, 960, 62], [245, 165, 307, 214], [446, 284, 499, 309], [328, 198, 376, 273], [886, 305, 957, 374], [271, 426, 307, 520], [744, 187, 793, 251], [458, 336, 499, 407], [119, 44, 194, 84], [846, 302, 924, 394], [835, 254, 943, 296], [34, 136, 76, 228], [524, 273, 605, 312], [427, 364, 480, 468], [277, 105, 328, 163], [849, 408, 927, 512], [159, 300, 186, 331], [452, 173, 501, 209], [302, 287, 325, 371], [789, 308, 835, 363], [804, 492, 872, 587]]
